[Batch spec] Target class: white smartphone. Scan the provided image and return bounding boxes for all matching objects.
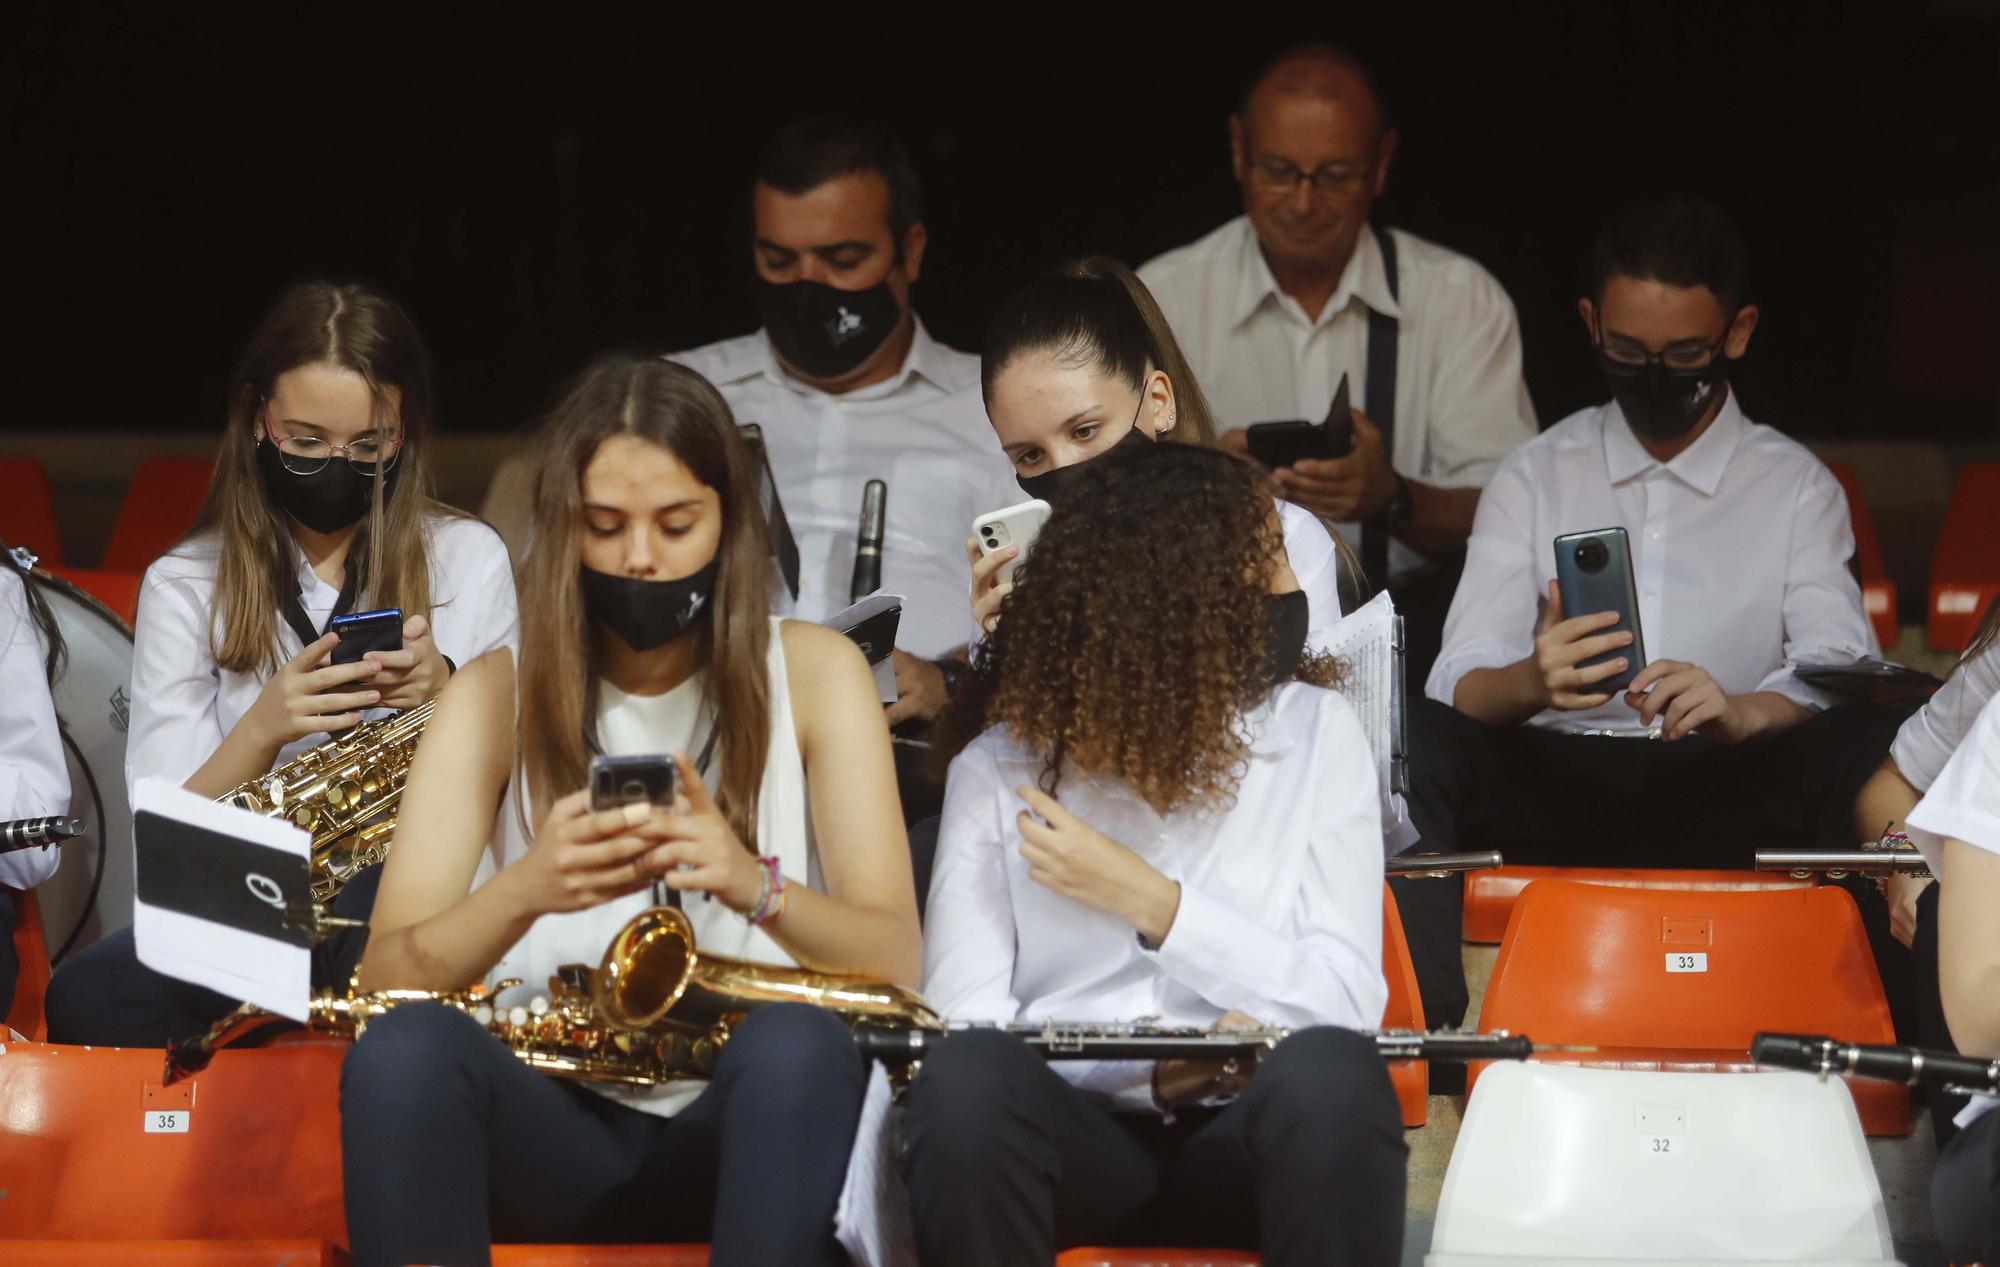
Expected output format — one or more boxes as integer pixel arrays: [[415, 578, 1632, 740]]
[[973, 499, 1052, 587]]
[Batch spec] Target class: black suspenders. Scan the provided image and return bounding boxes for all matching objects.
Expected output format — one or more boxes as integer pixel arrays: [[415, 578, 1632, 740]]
[[1360, 228, 1402, 594]]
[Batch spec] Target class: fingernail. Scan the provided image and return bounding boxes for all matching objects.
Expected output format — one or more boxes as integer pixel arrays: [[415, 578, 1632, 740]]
[[623, 802, 648, 825], [368, 691, 381, 702]]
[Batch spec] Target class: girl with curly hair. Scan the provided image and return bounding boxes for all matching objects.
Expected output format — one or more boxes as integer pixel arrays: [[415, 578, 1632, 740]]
[[906, 441, 1405, 1266]]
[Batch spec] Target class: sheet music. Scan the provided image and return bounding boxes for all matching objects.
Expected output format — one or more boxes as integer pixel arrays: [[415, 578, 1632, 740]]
[[834, 1062, 918, 1267], [1321, 591, 1417, 853], [130, 777, 313, 1021]]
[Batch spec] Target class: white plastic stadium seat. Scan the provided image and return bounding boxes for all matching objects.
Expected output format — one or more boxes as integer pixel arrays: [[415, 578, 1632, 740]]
[[1427, 1062, 1897, 1266]]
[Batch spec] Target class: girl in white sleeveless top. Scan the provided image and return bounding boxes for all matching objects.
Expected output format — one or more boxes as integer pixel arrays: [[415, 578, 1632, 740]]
[[338, 354, 921, 1267]]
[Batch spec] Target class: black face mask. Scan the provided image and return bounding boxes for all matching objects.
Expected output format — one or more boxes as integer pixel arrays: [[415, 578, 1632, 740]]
[[1264, 589, 1310, 687], [1597, 346, 1731, 445], [1012, 396, 1155, 502], [580, 557, 720, 652], [257, 441, 399, 535], [752, 276, 903, 380]]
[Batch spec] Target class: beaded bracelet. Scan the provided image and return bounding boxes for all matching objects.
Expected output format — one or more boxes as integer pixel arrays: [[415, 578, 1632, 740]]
[[745, 855, 787, 926]]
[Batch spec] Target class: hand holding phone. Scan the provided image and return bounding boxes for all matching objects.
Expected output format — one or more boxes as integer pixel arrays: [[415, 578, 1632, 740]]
[[330, 608, 403, 665], [589, 754, 679, 813], [969, 498, 1051, 636], [1245, 373, 1355, 471], [1539, 528, 1645, 707]]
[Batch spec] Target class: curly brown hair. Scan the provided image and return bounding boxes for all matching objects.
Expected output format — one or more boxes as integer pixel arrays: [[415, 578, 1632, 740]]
[[940, 443, 1340, 816]]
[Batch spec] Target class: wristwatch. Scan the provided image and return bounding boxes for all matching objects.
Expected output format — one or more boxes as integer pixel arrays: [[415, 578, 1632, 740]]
[[931, 656, 968, 698], [1377, 473, 1414, 535]]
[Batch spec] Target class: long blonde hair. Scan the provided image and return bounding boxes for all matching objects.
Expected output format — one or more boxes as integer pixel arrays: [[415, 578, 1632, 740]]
[[516, 355, 774, 846], [187, 281, 456, 673]]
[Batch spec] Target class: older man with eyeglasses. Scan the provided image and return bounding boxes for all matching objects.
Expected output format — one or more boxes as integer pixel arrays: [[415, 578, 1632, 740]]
[[1140, 41, 1537, 684]]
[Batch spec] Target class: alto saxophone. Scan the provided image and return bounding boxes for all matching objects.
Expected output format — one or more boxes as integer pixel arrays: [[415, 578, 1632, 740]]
[[219, 699, 435, 903], [165, 903, 941, 1086]]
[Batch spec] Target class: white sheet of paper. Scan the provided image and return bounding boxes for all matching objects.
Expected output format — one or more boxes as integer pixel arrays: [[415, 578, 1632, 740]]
[[1322, 591, 1418, 853], [834, 1062, 918, 1267], [130, 776, 313, 1023], [822, 592, 905, 704]]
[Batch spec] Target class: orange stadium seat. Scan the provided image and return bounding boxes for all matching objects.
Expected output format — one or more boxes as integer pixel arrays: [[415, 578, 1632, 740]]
[[1380, 884, 1428, 1128], [101, 456, 213, 574], [1929, 462, 2000, 652], [1472, 880, 1908, 1135], [5, 887, 53, 1041], [0, 456, 63, 565], [1461, 865, 1814, 944], [1824, 460, 1897, 648], [0, 1039, 349, 1246], [0, 1240, 345, 1265]]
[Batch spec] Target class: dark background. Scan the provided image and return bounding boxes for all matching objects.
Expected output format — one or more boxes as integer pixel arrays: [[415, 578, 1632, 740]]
[[5, 1, 1994, 439]]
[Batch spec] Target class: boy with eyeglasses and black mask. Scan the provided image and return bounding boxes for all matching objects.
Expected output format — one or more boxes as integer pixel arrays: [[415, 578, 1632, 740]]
[[1406, 193, 1902, 969]]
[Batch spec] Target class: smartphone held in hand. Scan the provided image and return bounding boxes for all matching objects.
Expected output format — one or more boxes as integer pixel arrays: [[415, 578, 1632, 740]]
[[588, 754, 677, 813]]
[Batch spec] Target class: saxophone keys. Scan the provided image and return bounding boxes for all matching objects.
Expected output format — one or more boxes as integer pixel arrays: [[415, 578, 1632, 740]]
[[472, 1003, 494, 1027]]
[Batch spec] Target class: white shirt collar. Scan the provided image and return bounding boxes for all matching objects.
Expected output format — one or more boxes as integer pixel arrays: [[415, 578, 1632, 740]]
[[1601, 389, 1749, 498], [1231, 220, 1403, 331], [708, 314, 955, 400]]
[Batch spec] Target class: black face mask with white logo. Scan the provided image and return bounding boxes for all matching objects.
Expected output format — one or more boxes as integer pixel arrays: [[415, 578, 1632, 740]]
[[752, 277, 903, 380], [1596, 345, 1732, 445], [580, 557, 720, 652]]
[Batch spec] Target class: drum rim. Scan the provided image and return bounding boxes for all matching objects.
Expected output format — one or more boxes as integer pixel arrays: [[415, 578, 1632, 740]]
[[29, 566, 135, 641]]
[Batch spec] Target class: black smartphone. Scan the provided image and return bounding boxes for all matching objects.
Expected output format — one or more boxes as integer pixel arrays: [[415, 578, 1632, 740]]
[[739, 423, 801, 601], [329, 607, 403, 665], [589, 753, 678, 813], [1552, 527, 1646, 694], [1245, 373, 1354, 470]]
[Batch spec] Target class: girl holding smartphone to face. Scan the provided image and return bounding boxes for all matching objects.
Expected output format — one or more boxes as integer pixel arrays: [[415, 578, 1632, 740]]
[[338, 354, 919, 1266], [44, 281, 519, 1047], [966, 257, 1351, 642]]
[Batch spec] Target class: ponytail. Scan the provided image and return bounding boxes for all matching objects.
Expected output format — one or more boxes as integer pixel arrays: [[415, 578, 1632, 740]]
[[980, 255, 1217, 447]]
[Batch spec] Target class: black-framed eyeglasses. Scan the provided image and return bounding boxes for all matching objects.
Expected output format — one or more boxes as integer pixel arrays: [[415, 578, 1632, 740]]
[[1245, 155, 1371, 196], [261, 404, 403, 476], [1596, 326, 1733, 375]]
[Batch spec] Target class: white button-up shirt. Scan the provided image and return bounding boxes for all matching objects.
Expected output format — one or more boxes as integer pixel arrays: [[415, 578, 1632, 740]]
[[1893, 650, 2000, 794], [923, 681, 1387, 1109], [127, 515, 519, 792], [1904, 688, 2000, 1131], [670, 321, 1018, 660], [1427, 396, 1877, 734], [1140, 219, 1539, 580], [1, 569, 71, 889]]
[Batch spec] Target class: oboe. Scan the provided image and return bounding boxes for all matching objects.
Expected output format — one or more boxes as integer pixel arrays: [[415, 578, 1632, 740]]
[[1753, 1032, 2000, 1096], [851, 1023, 1538, 1067]]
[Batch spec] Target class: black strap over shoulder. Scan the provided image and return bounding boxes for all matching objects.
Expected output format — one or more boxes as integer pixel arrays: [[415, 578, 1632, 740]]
[[281, 560, 360, 650], [1360, 227, 1402, 595]]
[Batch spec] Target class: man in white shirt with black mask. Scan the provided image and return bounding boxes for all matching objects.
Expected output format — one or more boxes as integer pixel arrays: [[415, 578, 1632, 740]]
[[671, 116, 1016, 736], [1140, 40, 1537, 678], [1413, 193, 1897, 876]]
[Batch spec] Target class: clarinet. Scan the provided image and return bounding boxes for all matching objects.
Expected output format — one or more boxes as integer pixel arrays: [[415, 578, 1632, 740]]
[[1755, 848, 1931, 878], [1753, 1032, 2000, 1096], [1, 816, 85, 855], [851, 1023, 1537, 1067], [1384, 850, 1502, 877]]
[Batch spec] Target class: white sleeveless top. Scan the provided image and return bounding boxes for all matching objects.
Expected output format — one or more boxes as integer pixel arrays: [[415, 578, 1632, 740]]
[[486, 617, 816, 1117]]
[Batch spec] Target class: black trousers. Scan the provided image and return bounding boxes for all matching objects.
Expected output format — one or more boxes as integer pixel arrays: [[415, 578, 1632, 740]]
[[0, 888, 18, 1023], [899, 1026, 1406, 1267], [339, 1000, 866, 1267], [1393, 699, 1904, 1047], [43, 862, 382, 1046], [1932, 1098, 2000, 1265]]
